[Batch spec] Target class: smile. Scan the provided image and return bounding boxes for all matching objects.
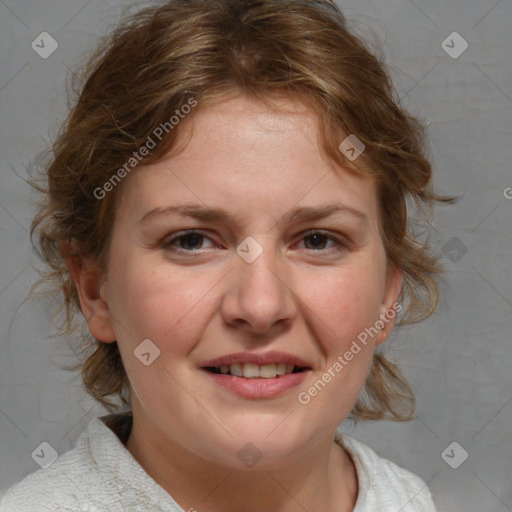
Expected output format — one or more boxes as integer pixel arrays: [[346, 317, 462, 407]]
[[201, 366, 311, 399], [203, 363, 309, 379]]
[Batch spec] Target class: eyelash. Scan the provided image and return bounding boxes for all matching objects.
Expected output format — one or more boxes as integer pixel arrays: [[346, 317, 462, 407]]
[[161, 229, 349, 256]]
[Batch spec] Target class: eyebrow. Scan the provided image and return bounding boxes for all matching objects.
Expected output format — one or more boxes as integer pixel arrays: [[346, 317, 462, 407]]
[[139, 202, 368, 227]]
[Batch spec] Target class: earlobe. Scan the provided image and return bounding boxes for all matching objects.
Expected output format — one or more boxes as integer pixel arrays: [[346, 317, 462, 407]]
[[60, 241, 117, 343]]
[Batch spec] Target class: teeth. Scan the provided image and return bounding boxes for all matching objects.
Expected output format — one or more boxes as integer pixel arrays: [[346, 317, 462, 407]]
[[242, 363, 261, 378], [276, 363, 287, 375], [230, 363, 243, 377], [259, 364, 277, 378], [215, 363, 301, 378]]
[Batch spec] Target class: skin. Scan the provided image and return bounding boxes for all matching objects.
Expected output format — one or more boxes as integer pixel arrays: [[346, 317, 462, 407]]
[[64, 93, 402, 512]]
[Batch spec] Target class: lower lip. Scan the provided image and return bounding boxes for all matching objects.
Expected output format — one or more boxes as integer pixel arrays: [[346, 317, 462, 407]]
[[202, 369, 310, 399]]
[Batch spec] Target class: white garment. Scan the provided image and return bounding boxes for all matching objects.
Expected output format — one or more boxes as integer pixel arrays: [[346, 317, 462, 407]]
[[0, 413, 437, 511]]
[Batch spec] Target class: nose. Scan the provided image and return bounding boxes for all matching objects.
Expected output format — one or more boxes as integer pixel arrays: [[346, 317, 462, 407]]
[[220, 237, 297, 336]]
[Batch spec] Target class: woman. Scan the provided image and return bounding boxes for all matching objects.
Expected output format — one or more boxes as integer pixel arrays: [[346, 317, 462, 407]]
[[1, 0, 451, 510]]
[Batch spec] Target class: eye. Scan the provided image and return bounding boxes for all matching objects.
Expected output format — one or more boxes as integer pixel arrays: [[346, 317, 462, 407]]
[[297, 230, 348, 253], [161, 229, 349, 256], [162, 230, 216, 254]]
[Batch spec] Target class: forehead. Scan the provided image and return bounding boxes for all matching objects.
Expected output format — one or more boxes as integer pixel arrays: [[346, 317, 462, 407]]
[[116, 94, 380, 230]]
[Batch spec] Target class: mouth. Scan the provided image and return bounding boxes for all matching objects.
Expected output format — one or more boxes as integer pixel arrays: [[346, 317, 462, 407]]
[[201, 364, 311, 399], [202, 363, 310, 379], [199, 351, 313, 398]]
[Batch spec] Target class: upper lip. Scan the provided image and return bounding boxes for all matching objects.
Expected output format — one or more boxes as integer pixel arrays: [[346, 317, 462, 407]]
[[201, 350, 312, 368]]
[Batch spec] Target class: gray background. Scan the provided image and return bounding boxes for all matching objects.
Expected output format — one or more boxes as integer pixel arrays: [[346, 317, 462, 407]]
[[1, 0, 511, 510]]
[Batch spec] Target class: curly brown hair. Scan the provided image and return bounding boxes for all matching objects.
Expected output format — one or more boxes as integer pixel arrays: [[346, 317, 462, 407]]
[[27, 0, 453, 422]]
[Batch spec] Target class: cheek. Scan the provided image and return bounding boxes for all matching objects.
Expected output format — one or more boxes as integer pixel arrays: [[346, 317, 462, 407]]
[[300, 267, 381, 414], [303, 261, 385, 349], [109, 258, 221, 356]]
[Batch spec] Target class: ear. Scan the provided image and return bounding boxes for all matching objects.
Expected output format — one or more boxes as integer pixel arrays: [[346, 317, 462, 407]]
[[60, 241, 116, 343], [375, 263, 403, 346]]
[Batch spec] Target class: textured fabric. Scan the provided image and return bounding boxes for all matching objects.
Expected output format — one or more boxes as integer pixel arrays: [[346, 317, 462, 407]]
[[0, 413, 437, 511]]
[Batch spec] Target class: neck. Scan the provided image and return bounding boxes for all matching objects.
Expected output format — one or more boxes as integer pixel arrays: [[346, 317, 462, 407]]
[[124, 413, 358, 512]]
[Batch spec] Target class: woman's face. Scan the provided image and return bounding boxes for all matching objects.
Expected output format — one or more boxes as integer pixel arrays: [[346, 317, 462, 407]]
[[84, 93, 402, 468]]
